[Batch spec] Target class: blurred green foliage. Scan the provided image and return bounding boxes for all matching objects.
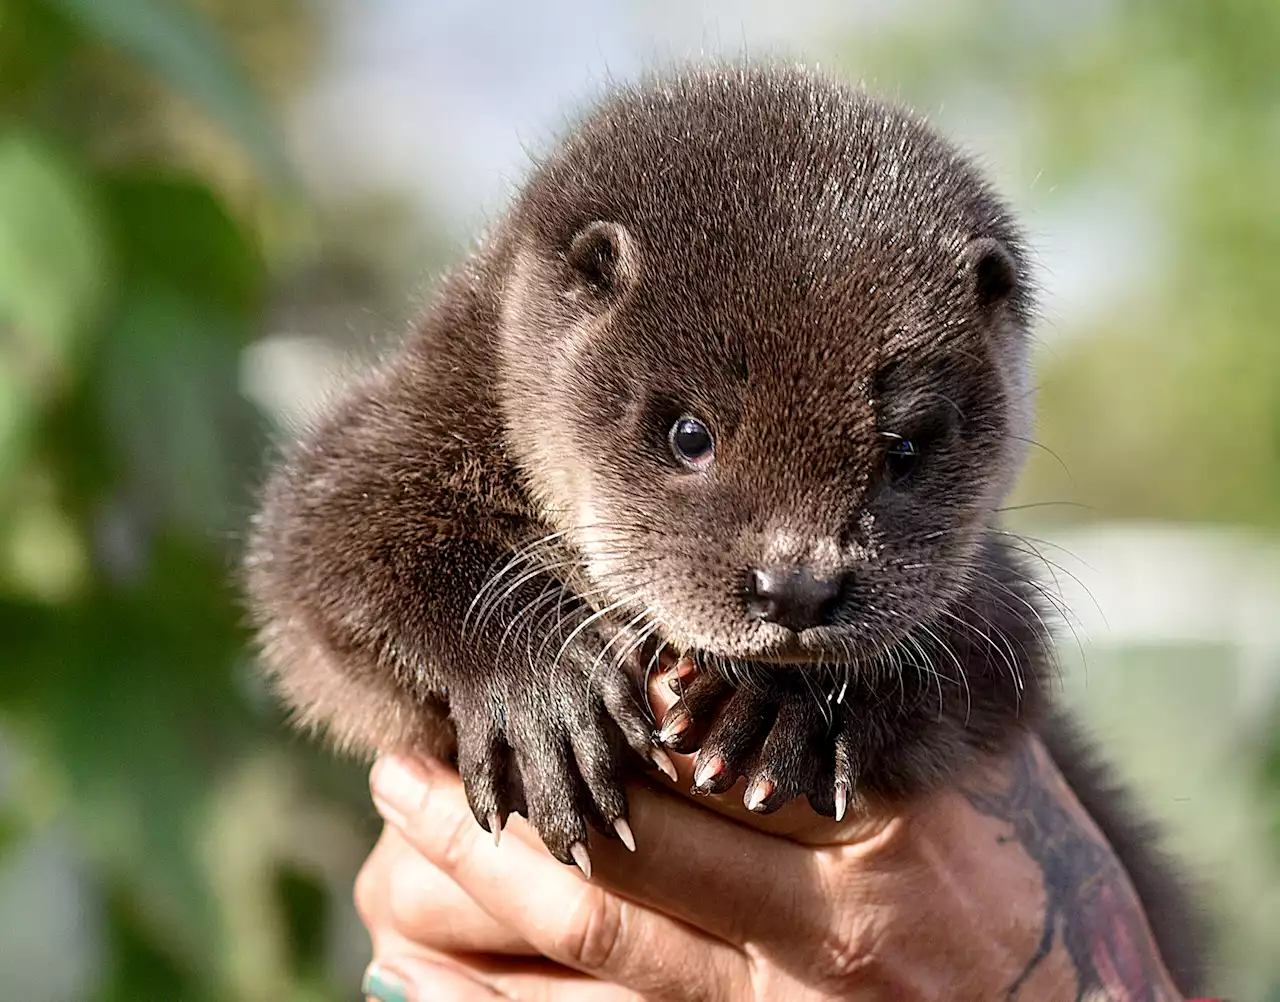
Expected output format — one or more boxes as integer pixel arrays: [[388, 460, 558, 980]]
[[849, 0, 1280, 527], [0, 1, 370, 999], [1, 0, 1278, 999]]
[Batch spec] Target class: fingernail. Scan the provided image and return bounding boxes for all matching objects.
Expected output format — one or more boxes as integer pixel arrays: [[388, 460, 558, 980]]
[[570, 842, 593, 879], [745, 777, 775, 812], [693, 754, 723, 790], [650, 746, 679, 782], [370, 756, 430, 824], [363, 964, 412, 1002], [612, 816, 636, 852]]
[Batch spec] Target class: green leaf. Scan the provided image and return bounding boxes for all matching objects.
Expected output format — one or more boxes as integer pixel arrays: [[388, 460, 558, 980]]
[[93, 174, 267, 535], [98, 282, 256, 535], [104, 174, 264, 316], [38, 540, 257, 977], [101, 880, 207, 1002], [0, 364, 36, 496], [0, 599, 60, 709], [44, 0, 290, 182], [0, 0, 79, 103], [0, 131, 106, 358], [274, 864, 329, 978], [0, 812, 16, 862], [0, 131, 107, 488]]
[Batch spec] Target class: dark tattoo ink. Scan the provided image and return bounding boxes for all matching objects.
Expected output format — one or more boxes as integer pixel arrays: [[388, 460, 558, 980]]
[[962, 741, 1175, 1002]]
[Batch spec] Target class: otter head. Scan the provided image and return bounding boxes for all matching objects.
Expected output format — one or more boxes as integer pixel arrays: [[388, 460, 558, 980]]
[[497, 66, 1035, 670]]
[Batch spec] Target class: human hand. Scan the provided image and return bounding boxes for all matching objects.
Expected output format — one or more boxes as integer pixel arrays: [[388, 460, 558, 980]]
[[355, 678, 1185, 1002]]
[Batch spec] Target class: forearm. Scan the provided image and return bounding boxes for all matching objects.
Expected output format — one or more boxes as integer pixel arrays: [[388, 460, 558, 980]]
[[956, 736, 1184, 1002]]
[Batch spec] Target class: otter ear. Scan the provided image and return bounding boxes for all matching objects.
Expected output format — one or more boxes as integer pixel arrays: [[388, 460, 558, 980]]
[[959, 236, 1018, 310], [566, 220, 637, 300]]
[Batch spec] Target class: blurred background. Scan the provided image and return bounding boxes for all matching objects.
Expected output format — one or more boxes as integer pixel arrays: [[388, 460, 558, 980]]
[[1, 0, 1277, 998]]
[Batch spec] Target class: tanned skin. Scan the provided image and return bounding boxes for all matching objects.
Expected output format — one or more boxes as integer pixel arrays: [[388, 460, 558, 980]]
[[355, 725, 1195, 1001], [245, 63, 1207, 995], [963, 738, 1184, 1002]]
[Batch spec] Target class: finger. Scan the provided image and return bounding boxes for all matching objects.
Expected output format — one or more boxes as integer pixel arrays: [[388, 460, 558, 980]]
[[370, 755, 744, 1001], [356, 826, 536, 956], [589, 781, 818, 944], [453, 955, 650, 1002], [364, 954, 643, 1002], [647, 665, 888, 845], [364, 955, 502, 1001]]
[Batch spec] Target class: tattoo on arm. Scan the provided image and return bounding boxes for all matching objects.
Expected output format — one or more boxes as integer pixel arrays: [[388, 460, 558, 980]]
[[962, 740, 1176, 1002]]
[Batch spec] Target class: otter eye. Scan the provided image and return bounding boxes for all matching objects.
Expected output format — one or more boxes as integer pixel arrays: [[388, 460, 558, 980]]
[[884, 436, 923, 483], [669, 416, 714, 469]]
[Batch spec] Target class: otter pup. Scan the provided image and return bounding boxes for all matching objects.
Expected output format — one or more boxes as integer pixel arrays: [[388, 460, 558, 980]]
[[246, 64, 1204, 989]]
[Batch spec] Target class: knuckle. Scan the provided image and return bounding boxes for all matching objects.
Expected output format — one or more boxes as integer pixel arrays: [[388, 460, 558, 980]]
[[814, 912, 877, 985], [352, 855, 382, 927], [385, 865, 433, 934], [432, 804, 480, 873], [555, 886, 627, 973], [355, 834, 434, 938]]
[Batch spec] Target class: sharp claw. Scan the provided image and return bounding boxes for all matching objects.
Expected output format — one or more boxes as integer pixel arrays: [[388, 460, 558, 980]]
[[834, 782, 849, 823], [570, 842, 593, 879], [650, 747, 679, 783], [488, 811, 504, 846], [744, 777, 775, 812], [612, 817, 636, 852], [659, 713, 689, 744], [692, 754, 724, 791]]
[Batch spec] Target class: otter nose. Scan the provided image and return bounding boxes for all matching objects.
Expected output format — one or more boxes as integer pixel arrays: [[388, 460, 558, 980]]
[[745, 566, 842, 632]]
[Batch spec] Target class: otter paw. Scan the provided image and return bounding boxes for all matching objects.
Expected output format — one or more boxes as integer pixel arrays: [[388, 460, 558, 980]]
[[665, 670, 857, 819], [452, 648, 658, 870], [657, 667, 734, 754]]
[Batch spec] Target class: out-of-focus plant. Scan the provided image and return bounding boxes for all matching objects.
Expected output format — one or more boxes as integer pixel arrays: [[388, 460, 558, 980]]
[[844, 0, 1280, 527], [0, 1, 369, 999]]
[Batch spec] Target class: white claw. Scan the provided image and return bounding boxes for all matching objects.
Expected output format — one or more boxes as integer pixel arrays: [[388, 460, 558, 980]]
[[651, 747, 679, 783], [613, 817, 637, 852], [834, 783, 849, 823], [570, 842, 593, 879], [488, 812, 503, 847]]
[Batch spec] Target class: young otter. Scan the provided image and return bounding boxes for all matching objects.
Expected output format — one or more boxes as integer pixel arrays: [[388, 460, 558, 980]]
[[246, 64, 1204, 989]]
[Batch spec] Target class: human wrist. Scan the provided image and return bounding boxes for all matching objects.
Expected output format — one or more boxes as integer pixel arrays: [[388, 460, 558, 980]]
[[953, 737, 1186, 1001]]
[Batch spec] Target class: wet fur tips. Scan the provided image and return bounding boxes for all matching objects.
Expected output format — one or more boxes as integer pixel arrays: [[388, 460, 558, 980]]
[[245, 64, 1206, 992]]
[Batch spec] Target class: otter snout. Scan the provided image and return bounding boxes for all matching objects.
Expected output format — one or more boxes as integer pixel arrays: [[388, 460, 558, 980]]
[[744, 565, 844, 632]]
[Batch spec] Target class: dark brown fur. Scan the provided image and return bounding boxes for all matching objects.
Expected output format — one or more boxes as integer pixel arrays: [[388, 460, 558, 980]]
[[245, 64, 1205, 991]]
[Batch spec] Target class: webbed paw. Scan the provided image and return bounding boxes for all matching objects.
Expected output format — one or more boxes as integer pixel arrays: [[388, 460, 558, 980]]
[[450, 642, 662, 870], [661, 666, 859, 819]]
